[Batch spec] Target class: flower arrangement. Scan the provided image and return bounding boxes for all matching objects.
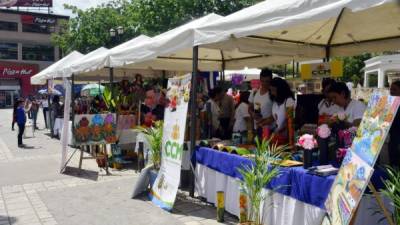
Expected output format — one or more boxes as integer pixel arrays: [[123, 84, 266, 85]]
[[338, 127, 357, 148], [297, 134, 317, 150], [317, 124, 331, 139], [330, 112, 348, 124]]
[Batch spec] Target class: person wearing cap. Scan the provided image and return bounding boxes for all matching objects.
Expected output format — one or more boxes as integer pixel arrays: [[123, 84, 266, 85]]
[[16, 99, 26, 147]]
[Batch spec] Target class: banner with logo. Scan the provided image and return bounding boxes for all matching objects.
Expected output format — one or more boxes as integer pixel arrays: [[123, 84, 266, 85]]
[[21, 15, 56, 25], [0, 0, 52, 7], [300, 60, 343, 80], [149, 74, 191, 211]]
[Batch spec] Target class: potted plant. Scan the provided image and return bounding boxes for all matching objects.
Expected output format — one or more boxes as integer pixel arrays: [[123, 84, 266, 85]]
[[238, 137, 287, 225], [135, 121, 163, 187], [381, 166, 400, 224]]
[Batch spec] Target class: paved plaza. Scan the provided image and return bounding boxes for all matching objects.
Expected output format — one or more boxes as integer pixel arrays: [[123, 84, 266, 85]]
[[0, 109, 237, 225]]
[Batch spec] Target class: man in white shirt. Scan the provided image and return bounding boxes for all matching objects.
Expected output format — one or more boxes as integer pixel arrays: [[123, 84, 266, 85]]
[[248, 68, 274, 137], [202, 88, 223, 138], [328, 82, 366, 126], [41, 95, 49, 129]]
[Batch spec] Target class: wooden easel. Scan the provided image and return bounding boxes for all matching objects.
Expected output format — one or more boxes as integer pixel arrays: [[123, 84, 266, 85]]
[[348, 182, 395, 225]]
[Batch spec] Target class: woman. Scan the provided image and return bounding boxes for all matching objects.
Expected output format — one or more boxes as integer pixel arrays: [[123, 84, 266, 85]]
[[269, 77, 296, 145], [16, 99, 26, 148], [233, 91, 252, 143], [318, 78, 341, 120], [389, 80, 400, 167], [328, 82, 366, 127]]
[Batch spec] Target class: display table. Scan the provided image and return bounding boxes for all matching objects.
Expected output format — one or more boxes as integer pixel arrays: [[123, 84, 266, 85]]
[[194, 147, 392, 225]]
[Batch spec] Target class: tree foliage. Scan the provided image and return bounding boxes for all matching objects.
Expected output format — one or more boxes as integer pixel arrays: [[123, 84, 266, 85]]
[[52, 0, 262, 54]]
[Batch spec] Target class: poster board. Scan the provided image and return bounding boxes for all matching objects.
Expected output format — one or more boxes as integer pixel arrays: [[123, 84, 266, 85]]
[[301, 61, 343, 80], [323, 91, 400, 225], [73, 113, 117, 145], [149, 74, 191, 211]]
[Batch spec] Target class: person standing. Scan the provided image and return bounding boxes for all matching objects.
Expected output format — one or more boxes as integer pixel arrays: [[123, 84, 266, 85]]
[[389, 81, 400, 167], [41, 95, 49, 129], [30, 97, 39, 130], [218, 87, 235, 139], [233, 91, 252, 143], [12, 98, 18, 131], [16, 99, 26, 147], [50, 95, 61, 137], [201, 88, 223, 139], [248, 68, 274, 139], [269, 77, 296, 145]]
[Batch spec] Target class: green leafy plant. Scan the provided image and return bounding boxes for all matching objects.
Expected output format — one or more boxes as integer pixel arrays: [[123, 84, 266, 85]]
[[381, 166, 400, 224], [135, 121, 163, 170], [238, 137, 288, 225], [102, 85, 117, 111]]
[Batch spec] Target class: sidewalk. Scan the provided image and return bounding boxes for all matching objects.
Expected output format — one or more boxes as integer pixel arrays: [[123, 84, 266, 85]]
[[0, 109, 238, 225]]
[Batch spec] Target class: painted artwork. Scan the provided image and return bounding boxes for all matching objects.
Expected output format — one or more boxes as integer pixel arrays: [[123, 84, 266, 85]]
[[352, 92, 400, 165], [73, 113, 117, 145], [324, 151, 374, 225]]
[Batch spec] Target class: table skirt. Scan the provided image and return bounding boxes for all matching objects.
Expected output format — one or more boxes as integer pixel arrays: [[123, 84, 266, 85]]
[[195, 164, 392, 225]]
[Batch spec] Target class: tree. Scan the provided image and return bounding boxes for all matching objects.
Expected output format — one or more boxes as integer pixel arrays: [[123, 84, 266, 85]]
[[339, 53, 373, 84], [52, 0, 262, 54]]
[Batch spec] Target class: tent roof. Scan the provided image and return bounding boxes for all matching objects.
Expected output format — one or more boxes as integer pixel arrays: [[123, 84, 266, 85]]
[[70, 35, 151, 77], [195, 0, 400, 58], [30, 51, 84, 85], [108, 13, 295, 72]]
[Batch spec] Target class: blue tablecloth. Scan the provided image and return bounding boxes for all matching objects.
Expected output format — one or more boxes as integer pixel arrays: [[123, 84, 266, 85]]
[[195, 147, 335, 209]]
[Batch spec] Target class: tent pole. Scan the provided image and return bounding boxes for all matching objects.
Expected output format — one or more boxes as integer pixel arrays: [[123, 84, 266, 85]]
[[189, 46, 199, 197], [109, 67, 114, 112], [325, 8, 345, 61], [71, 74, 75, 127], [220, 50, 226, 85]]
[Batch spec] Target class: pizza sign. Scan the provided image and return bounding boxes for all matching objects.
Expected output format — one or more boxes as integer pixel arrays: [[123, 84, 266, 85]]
[[0, 65, 36, 76], [0, 0, 52, 7]]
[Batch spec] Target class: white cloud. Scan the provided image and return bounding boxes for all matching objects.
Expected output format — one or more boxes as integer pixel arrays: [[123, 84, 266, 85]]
[[52, 0, 114, 17]]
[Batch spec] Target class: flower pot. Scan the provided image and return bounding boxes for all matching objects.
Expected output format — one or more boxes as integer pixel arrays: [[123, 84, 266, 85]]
[[303, 150, 313, 169], [317, 137, 329, 165]]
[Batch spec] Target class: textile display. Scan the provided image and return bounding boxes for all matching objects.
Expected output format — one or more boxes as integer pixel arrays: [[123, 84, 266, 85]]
[[150, 74, 191, 211]]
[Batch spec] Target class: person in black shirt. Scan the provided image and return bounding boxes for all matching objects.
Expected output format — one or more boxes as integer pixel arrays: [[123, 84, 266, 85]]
[[389, 81, 400, 167]]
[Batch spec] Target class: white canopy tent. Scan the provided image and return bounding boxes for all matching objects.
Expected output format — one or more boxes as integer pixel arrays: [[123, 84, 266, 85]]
[[30, 51, 84, 85], [194, 0, 400, 59], [68, 35, 165, 80], [108, 13, 297, 72]]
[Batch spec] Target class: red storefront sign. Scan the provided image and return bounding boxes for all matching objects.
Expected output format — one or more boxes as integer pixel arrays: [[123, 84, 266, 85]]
[[21, 15, 56, 25], [0, 62, 39, 97], [0, 0, 52, 7]]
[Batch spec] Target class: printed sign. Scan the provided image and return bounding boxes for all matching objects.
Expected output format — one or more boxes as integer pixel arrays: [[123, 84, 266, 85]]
[[300, 61, 343, 80], [0, 65, 36, 76], [21, 15, 56, 25], [73, 114, 118, 145], [149, 74, 191, 211], [0, 0, 52, 7], [323, 91, 400, 225]]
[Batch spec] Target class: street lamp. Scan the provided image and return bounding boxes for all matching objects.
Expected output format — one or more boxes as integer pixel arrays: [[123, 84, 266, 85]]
[[109, 28, 116, 37], [117, 26, 124, 35], [109, 26, 124, 47]]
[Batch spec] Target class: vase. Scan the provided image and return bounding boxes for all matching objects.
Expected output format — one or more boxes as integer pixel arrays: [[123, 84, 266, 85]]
[[317, 137, 329, 165], [303, 149, 313, 169]]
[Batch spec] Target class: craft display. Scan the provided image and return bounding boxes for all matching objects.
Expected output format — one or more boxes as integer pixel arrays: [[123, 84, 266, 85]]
[[73, 113, 117, 145]]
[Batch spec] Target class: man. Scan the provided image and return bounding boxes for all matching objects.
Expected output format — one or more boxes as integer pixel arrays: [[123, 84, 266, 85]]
[[248, 68, 274, 138], [30, 97, 39, 130], [202, 87, 223, 139], [389, 80, 400, 167], [16, 99, 26, 148], [218, 87, 235, 139]]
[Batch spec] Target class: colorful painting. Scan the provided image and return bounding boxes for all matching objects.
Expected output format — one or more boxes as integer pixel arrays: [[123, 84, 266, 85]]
[[324, 151, 374, 225], [352, 92, 400, 165], [73, 113, 117, 145]]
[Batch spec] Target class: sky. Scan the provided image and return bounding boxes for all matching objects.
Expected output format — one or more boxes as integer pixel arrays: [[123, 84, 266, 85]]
[[52, 0, 114, 17]]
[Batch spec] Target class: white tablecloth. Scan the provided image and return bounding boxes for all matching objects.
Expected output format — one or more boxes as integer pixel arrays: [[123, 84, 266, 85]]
[[195, 164, 392, 225]]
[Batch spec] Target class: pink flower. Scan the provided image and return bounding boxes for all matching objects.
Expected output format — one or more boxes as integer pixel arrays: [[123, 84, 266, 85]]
[[297, 134, 317, 150], [317, 124, 331, 139]]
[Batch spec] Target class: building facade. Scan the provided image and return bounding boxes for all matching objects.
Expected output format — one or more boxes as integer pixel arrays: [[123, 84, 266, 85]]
[[0, 9, 67, 107]]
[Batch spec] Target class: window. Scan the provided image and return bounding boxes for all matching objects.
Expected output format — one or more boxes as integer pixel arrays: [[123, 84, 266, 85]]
[[0, 21, 18, 31], [22, 44, 54, 61], [22, 23, 55, 34], [0, 43, 18, 60]]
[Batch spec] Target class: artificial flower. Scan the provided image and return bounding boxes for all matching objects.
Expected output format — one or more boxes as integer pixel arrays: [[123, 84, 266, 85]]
[[317, 124, 331, 139], [297, 134, 317, 150]]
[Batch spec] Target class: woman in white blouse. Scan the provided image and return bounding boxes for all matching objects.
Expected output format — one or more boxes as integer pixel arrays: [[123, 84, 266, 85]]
[[328, 82, 366, 127], [318, 78, 341, 117], [269, 77, 296, 145]]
